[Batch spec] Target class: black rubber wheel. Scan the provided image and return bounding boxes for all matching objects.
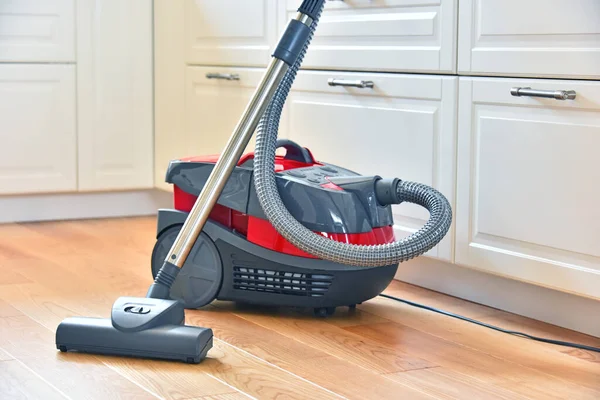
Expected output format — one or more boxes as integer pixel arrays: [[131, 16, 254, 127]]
[[314, 307, 336, 317], [151, 225, 223, 309], [314, 308, 328, 317]]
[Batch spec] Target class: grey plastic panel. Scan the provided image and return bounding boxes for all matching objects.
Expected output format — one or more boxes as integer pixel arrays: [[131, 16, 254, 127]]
[[164, 160, 395, 233], [166, 161, 252, 214], [156, 208, 187, 237], [111, 297, 184, 332]]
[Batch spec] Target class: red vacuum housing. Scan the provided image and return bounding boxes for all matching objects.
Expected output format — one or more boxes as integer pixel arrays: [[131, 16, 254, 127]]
[[172, 149, 396, 259]]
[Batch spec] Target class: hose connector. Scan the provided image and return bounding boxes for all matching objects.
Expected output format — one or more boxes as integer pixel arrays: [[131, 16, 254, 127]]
[[375, 177, 402, 205]]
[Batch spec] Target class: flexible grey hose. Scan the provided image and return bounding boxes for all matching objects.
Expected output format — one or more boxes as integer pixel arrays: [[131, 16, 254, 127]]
[[253, 3, 452, 267]]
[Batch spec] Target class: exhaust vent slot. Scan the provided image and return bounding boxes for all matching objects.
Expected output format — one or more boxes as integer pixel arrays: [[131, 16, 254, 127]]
[[233, 266, 333, 297]]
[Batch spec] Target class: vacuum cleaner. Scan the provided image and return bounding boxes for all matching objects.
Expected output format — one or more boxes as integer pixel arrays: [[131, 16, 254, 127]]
[[55, 0, 452, 364]]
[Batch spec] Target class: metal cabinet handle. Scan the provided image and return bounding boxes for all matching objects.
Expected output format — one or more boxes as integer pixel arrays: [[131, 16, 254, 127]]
[[328, 78, 374, 89], [510, 87, 576, 100], [205, 73, 240, 81]]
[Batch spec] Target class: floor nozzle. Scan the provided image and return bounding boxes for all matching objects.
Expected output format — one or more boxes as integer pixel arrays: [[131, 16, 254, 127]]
[[55, 296, 213, 363]]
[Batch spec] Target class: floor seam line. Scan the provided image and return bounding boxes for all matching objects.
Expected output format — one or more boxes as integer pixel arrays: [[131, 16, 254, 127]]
[[215, 337, 347, 399], [0, 352, 72, 400]]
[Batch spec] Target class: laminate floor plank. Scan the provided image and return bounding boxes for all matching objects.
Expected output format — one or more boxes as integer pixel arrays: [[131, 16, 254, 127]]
[[187, 393, 251, 400], [384, 281, 600, 362], [347, 321, 599, 400], [213, 302, 436, 375], [387, 367, 531, 400], [0, 359, 67, 399], [359, 296, 600, 393], [0, 315, 159, 400], [185, 307, 439, 400], [0, 348, 13, 361], [0, 299, 22, 318]]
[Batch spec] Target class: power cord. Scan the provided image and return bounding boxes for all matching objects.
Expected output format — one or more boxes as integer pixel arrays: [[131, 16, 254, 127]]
[[379, 293, 600, 353]]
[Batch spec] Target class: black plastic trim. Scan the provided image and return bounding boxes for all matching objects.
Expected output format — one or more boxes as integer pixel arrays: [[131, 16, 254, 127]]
[[297, 0, 325, 20], [272, 19, 311, 66]]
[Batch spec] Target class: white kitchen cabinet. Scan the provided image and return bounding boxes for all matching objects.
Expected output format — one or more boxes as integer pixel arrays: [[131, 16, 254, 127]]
[[178, 66, 280, 180], [154, 0, 186, 191], [458, 0, 600, 80], [281, 0, 457, 73], [456, 77, 600, 300], [0, 65, 76, 194], [76, 0, 153, 191], [283, 70, 457, 261], [0, 0, 75, 62], [185, 0, 278, 67]]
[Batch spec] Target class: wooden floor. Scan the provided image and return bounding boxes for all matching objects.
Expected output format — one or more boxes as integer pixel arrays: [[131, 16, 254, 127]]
[[0, 217, 598, 399]]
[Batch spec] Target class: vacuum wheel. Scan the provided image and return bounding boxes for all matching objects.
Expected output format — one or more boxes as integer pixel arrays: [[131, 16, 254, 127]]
[[151, 225, 223, 309]]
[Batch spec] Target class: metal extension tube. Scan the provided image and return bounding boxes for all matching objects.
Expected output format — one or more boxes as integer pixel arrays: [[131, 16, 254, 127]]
[[165, 57, 289, 267]]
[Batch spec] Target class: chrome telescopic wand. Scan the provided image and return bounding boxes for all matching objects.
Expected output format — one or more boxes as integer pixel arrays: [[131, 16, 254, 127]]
[[147, 2, 323, 299]]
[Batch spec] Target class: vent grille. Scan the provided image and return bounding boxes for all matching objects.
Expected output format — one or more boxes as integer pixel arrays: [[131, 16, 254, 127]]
[[233, 266, 333, 297]]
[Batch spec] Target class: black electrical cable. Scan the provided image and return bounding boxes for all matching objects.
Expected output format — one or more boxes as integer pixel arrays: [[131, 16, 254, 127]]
[[378, 293, 600, 353]]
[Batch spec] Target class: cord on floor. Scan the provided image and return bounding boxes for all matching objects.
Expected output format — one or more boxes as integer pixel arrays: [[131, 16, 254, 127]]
[[378, 293, 600, 353]]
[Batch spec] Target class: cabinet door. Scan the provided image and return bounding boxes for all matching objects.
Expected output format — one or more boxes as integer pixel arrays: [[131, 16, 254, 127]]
[[458, 0, 600, 79], [76, 0, 153, 191], [183, 66, 285, 165], [456, 77, 600, 299], [0, 65, 76, 194], [281, 0, 457, 73], [0, 0, 75, 62], [283, 71, 457, 261], [185, 0, 277, 67]]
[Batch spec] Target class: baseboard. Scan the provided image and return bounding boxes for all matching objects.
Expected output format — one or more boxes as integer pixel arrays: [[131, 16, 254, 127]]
[[394, 256, 600, 338], [0, 189, 173, 224]]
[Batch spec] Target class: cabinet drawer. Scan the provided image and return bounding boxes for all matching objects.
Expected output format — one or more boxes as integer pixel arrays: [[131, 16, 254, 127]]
[[184, 66, 280, 157], [283, 70, 457, 261], [458, 0, 600, 79], [185, 0, 277, 67], [456, 77, 600, 299], [0, 65, 76, 194], [0, 0, 75, 62], [281, 0, 457, 73]]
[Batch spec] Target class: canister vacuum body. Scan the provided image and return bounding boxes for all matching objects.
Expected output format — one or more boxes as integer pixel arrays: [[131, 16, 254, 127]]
[[150, 139, 401, 316]]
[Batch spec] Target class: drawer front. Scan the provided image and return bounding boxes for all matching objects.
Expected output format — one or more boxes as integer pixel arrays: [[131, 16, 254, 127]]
[[185, 0, 277, 67], [0, 65, 77, 194], [0, 0, 75, 62], [456, 77, 600, 299], [283, 70, 458, 261], [458, 0, 600, 79], [281, 0, 457, 73], [185, 66, 285, 156]]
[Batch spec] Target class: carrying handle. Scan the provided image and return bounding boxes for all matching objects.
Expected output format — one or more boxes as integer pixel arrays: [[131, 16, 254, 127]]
[[510, 87, 576, 100], [276, 139, 315, 164]]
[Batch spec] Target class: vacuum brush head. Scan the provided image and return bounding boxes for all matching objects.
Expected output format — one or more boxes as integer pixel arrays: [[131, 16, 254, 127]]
[[56, 297, 213, 363]]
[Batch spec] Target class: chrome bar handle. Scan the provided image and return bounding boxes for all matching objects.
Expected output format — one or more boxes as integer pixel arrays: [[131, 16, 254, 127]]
[[510, 87, 576, 100], [328, 78, 374, 89], [205, 73, 240, 81]]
